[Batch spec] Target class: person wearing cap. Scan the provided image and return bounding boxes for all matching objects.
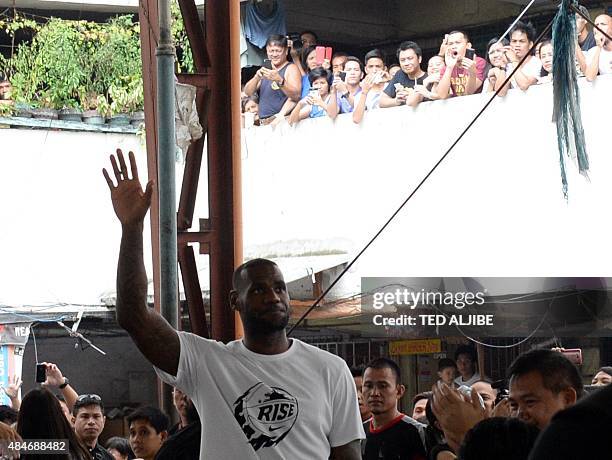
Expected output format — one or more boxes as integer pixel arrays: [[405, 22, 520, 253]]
[[103, 150, 364, 459], [73, 394, 114, 460], [576, 5, 596, 51]]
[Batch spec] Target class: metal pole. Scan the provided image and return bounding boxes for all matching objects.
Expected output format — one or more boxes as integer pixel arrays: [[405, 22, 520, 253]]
[[156, 0, 177, 414]]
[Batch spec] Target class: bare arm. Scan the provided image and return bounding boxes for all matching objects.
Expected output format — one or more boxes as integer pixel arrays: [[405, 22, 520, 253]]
[[277, 98, 297, 117], [42, 363, 78, 411], [2, 375, 21, 411], [330, 440, 362, 460], [243, 71, 262, 97], [276, 64, 302, 101], [462, 59, 482, 95], [103, 149, 180, 376], [324, 87, 339, 120], [288, 100, 310, 125], [352, 77, 374, 123], [575, 44, 587, 75], [585, 47, 601, 82], [492, 68, 510, 97], [379, 91, 402, 108], [436, 51, 458, 100], [509, 63, 537, 91]]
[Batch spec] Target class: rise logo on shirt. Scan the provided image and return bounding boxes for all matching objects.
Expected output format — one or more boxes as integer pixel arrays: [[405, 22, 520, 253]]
[[234, 382, 299, 451]]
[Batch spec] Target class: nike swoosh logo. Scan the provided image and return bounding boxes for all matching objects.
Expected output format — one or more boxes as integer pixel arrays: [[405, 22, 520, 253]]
[[269, 426, 283, 432]]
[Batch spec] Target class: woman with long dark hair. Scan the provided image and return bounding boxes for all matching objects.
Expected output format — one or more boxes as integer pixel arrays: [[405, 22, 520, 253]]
[[17, 388, 91, 460]]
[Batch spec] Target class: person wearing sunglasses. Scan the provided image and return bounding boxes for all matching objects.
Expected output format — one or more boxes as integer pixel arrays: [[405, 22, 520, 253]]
[[73, 394, 114, 460]]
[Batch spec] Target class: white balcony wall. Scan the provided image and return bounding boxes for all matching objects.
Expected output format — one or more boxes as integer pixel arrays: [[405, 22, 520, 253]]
[[241, 76, 612, 281]]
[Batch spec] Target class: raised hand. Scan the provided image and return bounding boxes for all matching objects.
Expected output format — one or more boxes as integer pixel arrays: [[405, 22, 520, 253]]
[[445, 48, 459, 68], [2, 375, 21, 399], [40, 362, 64, 387], [360, 74, 375, 94], [503, 46, 518, 64], [103, 149, 153, 228], [432, 382, 486, 452], [460, 57, 476, 75]]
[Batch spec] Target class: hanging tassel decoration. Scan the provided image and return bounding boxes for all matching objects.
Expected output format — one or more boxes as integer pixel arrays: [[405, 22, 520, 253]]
[[552, 0, 589, 198]]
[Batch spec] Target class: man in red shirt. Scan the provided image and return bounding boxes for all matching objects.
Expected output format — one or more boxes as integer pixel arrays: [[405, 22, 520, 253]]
[[436, 30, 487, 98]]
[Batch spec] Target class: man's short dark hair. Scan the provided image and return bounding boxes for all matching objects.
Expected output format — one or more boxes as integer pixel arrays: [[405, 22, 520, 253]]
[[300, 30, 318, 41], [265, 34, 288, 48], [448, 30, 470, 42], [510, 21, 537, 44], [0, 405, 18, 424], [507, 349, 584, 398], [365, 357, 402, 385], [455, 345, 477, 362], [73, 394, 104, 416], [350, 366, 364, 378], [364, 49, 385, 66], [396, 41, 422, 60], [127, 406, 169, 434], [105, 437, 133, 458], [438, 357, 457, 371], [0, 72, 8, 83], [344, 56, 364, 74], [412, 391, 432, 406], [232, 258, 278, 290], [331, 51, 348, 62], [307, 67, 330, 84], [459, 417, 540, 460]]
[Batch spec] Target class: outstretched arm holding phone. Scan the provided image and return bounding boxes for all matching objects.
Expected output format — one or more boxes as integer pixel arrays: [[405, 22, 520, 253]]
[[103, 150, 180, 376], [41, 362, 78, 412]]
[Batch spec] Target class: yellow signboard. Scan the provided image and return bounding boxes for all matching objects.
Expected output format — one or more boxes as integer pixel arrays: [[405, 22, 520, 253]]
[[389, 339, 442, 356]]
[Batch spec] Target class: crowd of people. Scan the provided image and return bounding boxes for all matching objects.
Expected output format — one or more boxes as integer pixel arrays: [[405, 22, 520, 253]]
[[241, 9, 612, 128], [1, 343, 610, 459], [0, 361, 200, 460], [348, 346, 612, 460]]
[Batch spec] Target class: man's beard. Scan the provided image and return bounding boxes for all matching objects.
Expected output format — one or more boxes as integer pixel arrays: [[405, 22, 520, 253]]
[[243, 311, 290, 335]]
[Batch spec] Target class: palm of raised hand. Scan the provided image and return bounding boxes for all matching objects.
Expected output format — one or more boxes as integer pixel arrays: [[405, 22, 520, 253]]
[[3, 375, 21, 398], [103, 149, 153, 226]]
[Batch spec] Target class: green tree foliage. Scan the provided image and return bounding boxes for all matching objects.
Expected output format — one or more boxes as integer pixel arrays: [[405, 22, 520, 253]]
[[1, 5, 194, 112]]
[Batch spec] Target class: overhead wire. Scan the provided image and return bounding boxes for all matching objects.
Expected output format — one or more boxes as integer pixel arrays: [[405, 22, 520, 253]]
[[289, 15, 556, 337]]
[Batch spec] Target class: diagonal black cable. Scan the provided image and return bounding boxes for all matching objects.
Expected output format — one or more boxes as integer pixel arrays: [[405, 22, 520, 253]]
[[288, 17, 555, 335], [571, 4, 612, 42]]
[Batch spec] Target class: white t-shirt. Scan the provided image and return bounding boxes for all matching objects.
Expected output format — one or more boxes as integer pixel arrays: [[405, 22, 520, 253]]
[[156, 332, 365, 460], [586, 47, 612, 75], [506, 56, 542, 89], [454, 372, 482, 387], [354, 90, 382, 110]]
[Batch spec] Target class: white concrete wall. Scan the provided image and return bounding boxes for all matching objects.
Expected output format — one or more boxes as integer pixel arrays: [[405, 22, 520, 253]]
[[241, 76, 612, 282], [0, 129, 150, 307]]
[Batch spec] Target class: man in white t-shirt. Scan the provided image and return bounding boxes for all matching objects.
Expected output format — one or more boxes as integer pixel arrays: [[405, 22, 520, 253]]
[[503, 21, 542, 91], [453, 345, 481, 387], [102, 150, 365, 460], [586, 14, 612, 81]]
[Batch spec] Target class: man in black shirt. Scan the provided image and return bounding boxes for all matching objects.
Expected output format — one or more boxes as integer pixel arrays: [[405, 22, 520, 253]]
[[361, 358, 427, 460], [156, 393, 200, 460], [73, 394, 114, 460], [380, 41, 427, 108], [576, 5, 596, 51], [528, 383, 612, 459]]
